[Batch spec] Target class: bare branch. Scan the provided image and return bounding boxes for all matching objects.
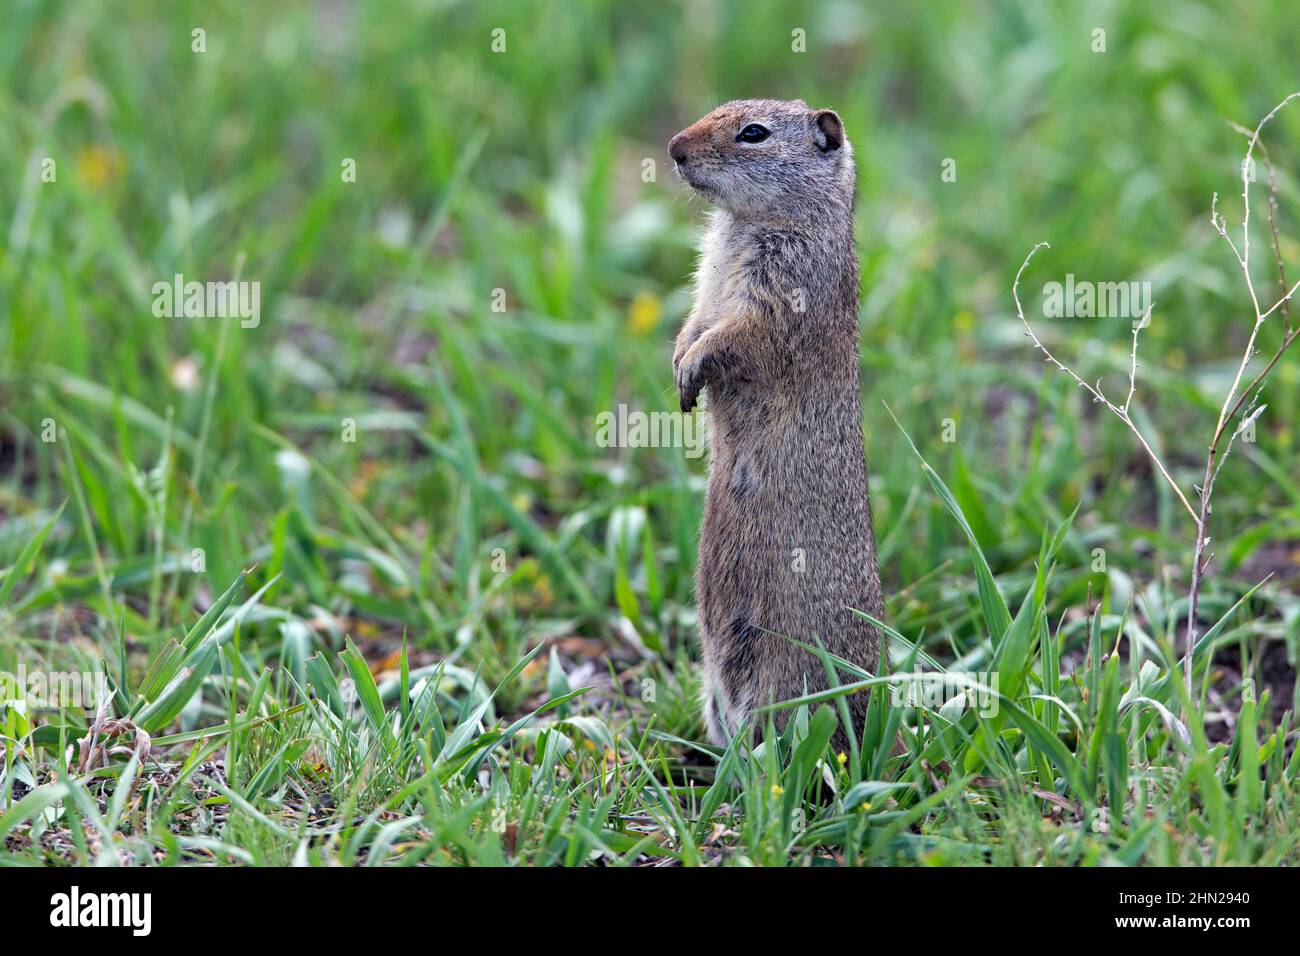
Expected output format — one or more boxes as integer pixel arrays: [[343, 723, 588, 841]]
[[1013, 243, 1199, 524], [1230, 120, 1292, 332], [1012, 92, 1300, 698], [1185, 90, 1300, 692], [1124, 304, 1152, 415]]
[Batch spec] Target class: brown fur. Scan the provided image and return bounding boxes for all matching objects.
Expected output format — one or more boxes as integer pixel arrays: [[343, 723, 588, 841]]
[[669, 99, 883, 751]]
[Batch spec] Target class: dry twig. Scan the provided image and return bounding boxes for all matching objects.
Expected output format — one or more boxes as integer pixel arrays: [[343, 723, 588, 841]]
[[1013, 90, 1300, 697]]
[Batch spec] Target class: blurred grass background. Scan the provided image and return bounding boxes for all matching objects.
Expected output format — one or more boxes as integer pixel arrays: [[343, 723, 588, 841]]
[[2, 0, 1299, 725]]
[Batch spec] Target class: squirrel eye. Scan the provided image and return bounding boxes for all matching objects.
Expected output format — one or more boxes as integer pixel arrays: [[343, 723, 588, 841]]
[[736, 123, 770, 143]]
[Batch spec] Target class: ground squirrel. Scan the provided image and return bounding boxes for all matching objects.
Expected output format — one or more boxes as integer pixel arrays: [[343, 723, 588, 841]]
[[669, 99, 884, 750]]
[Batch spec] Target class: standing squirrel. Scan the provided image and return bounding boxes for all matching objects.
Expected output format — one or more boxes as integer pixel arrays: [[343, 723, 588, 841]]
[[668, 99, 884, 750]]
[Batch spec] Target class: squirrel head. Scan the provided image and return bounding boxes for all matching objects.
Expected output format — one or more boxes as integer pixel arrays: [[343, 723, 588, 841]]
[[668, 99, 854, 221]]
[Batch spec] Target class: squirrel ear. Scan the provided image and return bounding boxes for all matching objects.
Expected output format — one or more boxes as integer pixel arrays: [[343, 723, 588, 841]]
[[812, 110, 844, 152]]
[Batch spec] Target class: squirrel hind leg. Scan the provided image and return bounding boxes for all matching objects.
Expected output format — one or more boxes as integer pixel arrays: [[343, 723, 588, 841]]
[[701, 681, 730, 747]]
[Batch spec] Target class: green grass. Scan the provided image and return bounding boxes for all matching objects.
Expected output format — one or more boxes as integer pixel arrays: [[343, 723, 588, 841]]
[[2, 0, 1300, 865]]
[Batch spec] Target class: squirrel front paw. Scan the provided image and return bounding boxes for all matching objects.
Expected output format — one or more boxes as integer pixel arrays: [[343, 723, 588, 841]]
[[672, 321, 706, 371], [674, 337, 716, 412]]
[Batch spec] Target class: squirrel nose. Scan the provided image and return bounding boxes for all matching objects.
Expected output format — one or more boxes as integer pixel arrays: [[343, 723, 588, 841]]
[[669, 134, 689, 164]]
